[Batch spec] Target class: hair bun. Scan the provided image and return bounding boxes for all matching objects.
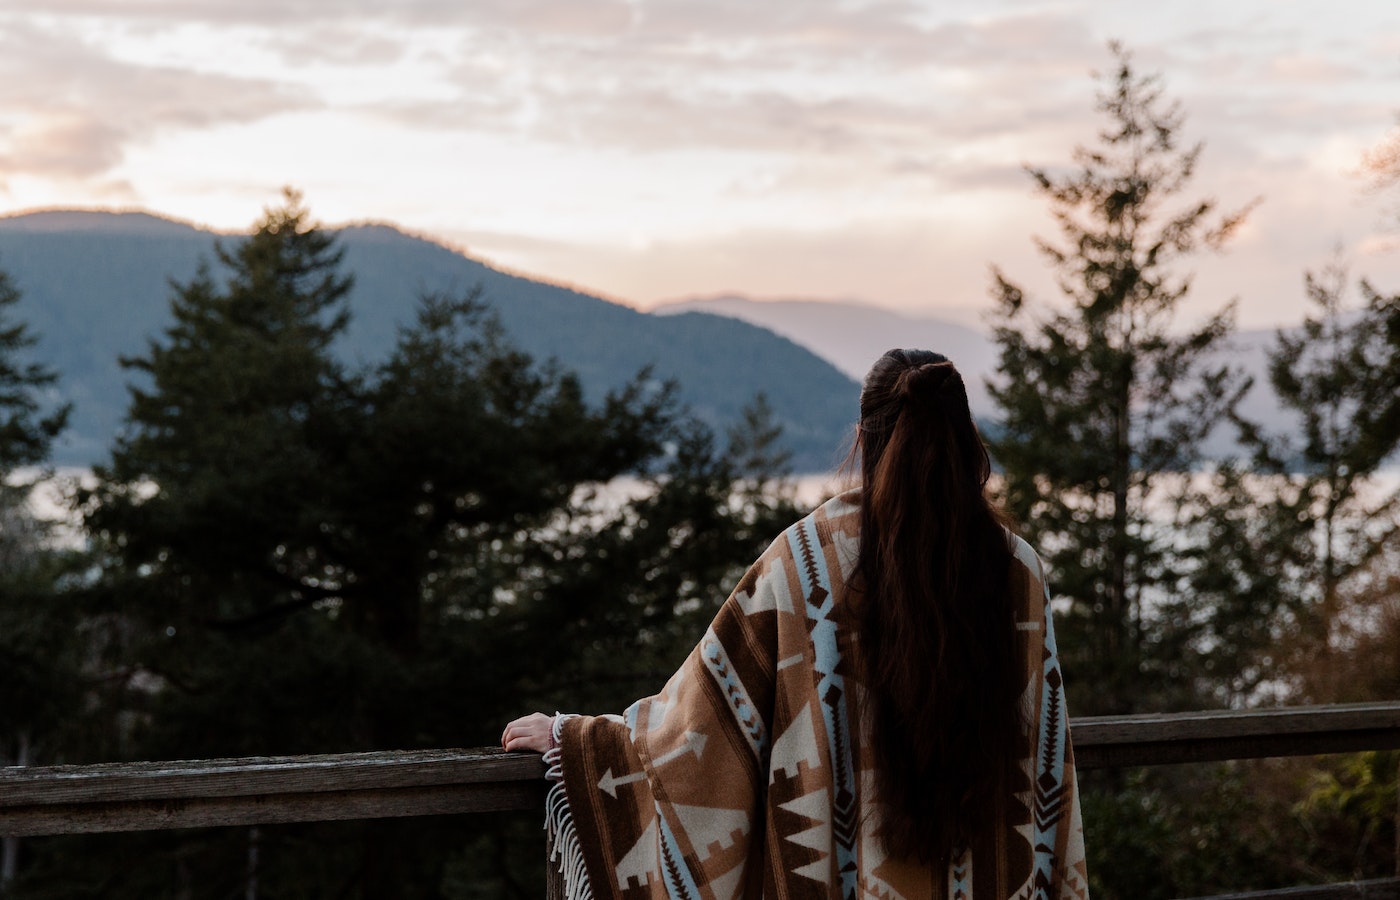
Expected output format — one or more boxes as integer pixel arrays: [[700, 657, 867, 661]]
[[897, 361, 958, 400]]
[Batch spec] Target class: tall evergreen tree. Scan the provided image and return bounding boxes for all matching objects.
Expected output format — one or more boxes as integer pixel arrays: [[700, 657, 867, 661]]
[[0, 267, 69, 482], [0, 265, 78, 894], [987, 44, 1254, 715], [59, 194, 803, 900], [1243, 262, 1400, 698], [0, 264, 74, 755]]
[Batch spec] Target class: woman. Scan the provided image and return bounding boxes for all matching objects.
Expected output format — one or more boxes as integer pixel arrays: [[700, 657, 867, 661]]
[[503, 350, 1087, 899]]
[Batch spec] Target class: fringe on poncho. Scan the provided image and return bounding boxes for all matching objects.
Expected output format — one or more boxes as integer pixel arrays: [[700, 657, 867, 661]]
[[546, 490, 1089, 900]]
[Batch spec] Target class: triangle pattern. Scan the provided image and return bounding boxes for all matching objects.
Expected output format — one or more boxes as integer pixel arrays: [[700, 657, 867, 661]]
[[792, 857, 832, 886], [770, 704, 822, 783], [786, 818, 831, 853], [644, 691, 676, 733], [833, 528, 860, 574], [669, 803, 750, 860], [767, 560, 797, 615], [707, 860, 747, 900], [614, 818, 661, 890], [857, 770, 904, 900], [779, 787, 831, 883]]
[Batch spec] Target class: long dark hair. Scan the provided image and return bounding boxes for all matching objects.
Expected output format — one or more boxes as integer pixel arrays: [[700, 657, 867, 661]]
[[850, 349, 1022, 866]]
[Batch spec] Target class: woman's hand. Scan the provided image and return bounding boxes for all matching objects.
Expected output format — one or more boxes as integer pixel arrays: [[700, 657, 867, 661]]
[[501, 712, 556, 753]]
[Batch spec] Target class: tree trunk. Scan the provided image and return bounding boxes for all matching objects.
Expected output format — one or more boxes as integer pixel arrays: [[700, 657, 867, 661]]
[[1110, 377, 1132, 714]]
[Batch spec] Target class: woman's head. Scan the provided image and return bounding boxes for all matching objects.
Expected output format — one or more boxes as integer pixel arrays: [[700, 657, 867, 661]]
[[854, 348, 991, 505]]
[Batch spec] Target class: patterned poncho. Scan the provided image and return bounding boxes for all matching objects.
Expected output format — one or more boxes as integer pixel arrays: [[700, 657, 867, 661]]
[[545, 490, 1088, 900]]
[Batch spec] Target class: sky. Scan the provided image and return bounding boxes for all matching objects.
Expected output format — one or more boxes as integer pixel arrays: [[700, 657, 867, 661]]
[[0, 0, 1397, 330]]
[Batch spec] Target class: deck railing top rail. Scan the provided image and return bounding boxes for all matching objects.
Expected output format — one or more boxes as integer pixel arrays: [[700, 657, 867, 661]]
[[1072, 700, 1400, 769], [4, 702, 1400, 839]]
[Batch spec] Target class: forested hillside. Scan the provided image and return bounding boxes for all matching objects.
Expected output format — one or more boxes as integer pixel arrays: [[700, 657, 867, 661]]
[[0, 212, 857, 471]]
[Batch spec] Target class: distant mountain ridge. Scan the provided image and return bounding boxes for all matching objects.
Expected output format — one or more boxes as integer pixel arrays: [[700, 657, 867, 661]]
[[0, 209, 221, 236], [0, 210, 858, 472], [654, 295, 1000, 414], [657, 294, 1300, 456]]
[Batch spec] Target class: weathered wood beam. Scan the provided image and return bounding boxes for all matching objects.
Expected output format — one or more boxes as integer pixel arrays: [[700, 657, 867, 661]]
[[1073, 702, 1400, 770], [5, 703, 1400, 836], [1175, 877, 1400, 900], [0, 748, 545, 837]]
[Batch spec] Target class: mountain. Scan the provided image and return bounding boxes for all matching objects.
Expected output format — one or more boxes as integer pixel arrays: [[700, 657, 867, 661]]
[[654, 295, 999, 414], [656, 294, 1302, 456], [0, 209, 214, 236], [0, 211, 858, 472]]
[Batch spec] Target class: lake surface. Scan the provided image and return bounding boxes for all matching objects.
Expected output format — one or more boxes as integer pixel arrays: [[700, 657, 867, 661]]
[[19, 467, 1398, 550]]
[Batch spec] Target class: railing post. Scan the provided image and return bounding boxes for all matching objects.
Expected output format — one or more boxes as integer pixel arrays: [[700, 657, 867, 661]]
[[545, 845, 564, 900], [246, 825, 260, 900], [0, 730, 29, 894]]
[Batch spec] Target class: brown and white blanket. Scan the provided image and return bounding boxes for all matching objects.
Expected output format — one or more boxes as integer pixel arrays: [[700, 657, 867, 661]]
[[545, 490, 1088, 899]]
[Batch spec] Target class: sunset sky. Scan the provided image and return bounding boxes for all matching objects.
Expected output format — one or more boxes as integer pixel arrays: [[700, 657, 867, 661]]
[[1, 0, 1397, 329]]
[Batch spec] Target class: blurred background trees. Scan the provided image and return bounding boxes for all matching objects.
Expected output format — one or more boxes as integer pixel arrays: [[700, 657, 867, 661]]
[[0, 266, 87, 895], [989, 46, 1400, 898], [6, 195, 802, 898], [0, 44, 1399, 900], [988, 43, 1257, 717]]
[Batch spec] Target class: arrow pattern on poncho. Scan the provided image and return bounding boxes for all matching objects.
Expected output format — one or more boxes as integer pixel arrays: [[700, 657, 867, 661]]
[[600, 730, 708, 798]]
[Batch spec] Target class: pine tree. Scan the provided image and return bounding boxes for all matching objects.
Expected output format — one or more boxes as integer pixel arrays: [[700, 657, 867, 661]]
[[67, 194, 802, 899], [0, 265, 79, 895], [1244, 262, 1400, 698], [0, 267, 69, 480], [90, 188, 351, 624], [987, 44, 1254, 715]]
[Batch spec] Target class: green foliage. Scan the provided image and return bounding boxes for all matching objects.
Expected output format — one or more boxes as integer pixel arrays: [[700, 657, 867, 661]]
[[987, 44, 1255, 714], [1268, 267, 1400, 481], [1163, 461, 1309, 705], [1081, 760, 1390, 900], [1241, 263, 1400, 678], [1297, 751, 1400, 858], [987, 45, 1400, 895], [0, 263, 86, 760], [0, 259, 94, 896], [39, 195, 803, 899], [0, 512, 89, 764], [1080, 771, 1177, 899], [0, 267, 68, 477], [498, 405, 801, 716]]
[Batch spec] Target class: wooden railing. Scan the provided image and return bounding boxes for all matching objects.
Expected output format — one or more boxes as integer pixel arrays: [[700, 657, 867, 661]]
[[4, 702, 1400, 898]]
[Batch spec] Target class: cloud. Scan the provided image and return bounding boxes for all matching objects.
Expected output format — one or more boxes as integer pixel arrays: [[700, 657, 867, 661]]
[[2, 116, 125, 178], [356, 5, 1107, 165], [1267, 54, 1366, 84], [0, 19, 315, 183], [0, 1, 1113, 171], [455, 213, 1044, 318], [11, 0, 640, 37], [265, 25, 412, 67], [3, 0, 440, 27], [4, 0, 1396, 335]]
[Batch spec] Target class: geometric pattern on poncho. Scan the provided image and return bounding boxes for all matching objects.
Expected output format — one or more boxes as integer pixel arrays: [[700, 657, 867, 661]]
[[548, 490, 1090, 900]]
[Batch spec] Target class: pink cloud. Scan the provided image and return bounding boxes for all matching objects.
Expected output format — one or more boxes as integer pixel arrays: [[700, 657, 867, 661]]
[[0, 21, 315, 183], [1268, 54, 1366, 84]]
